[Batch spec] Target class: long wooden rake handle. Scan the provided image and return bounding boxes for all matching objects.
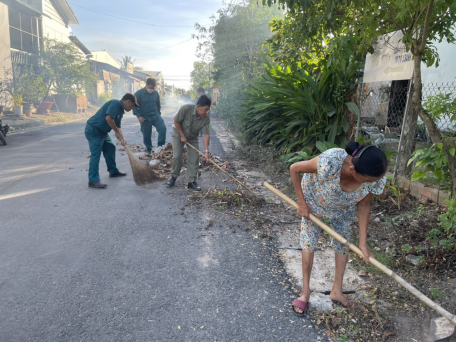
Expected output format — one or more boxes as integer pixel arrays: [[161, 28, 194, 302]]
[[186, 142, 253, 193], [263, 181, 456, 326]]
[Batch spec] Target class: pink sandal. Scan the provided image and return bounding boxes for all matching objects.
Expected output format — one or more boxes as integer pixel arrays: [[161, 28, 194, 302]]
[[292, 299, 308, 317]]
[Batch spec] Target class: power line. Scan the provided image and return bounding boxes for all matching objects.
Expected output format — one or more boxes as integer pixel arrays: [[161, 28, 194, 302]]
[[70, 3, 199, 27], [135, 38, 194, 64]]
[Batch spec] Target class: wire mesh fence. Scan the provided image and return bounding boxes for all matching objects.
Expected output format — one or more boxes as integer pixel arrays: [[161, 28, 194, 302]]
[[356, 80, 411, 151], [421, 82, 456, 136], [355, 81, 456, 175]]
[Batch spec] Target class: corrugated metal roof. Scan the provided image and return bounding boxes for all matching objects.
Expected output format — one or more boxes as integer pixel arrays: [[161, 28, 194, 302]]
[[52, 0, 79, 24], [69, 36, 92, 56]]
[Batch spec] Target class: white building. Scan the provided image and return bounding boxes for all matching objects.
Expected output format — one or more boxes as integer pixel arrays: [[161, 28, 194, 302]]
[[91, 51, 121, 69], [0, 0, 80, 68], [23, 0, 79, 43]]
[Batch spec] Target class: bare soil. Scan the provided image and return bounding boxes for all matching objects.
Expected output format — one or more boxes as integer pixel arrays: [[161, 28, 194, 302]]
[[224, 141, 456, 342]]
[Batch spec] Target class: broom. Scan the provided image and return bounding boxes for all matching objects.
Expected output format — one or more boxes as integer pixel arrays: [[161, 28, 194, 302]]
[[124, 145, 160, 186]]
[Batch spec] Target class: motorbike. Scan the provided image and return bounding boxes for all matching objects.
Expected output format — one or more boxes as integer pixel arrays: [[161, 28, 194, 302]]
[[0, 118, 10, 145]]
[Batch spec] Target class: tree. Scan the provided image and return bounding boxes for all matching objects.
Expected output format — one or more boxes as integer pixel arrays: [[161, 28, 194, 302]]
[[189, 61, 213, 98], [40, 39, 98, 98], [264, 0, 456, 193], [14, 65, 47, 105], [191, 0, 282, 128], [0, 67, 13, 107], [119, 55, 136, 70]]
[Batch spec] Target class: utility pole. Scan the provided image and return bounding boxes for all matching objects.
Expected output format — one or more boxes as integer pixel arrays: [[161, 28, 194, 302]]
[[208, 62, 211, 92]]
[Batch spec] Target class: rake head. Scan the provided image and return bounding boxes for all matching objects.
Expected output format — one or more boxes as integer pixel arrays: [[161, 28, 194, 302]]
[[430, 316, 455, 341]]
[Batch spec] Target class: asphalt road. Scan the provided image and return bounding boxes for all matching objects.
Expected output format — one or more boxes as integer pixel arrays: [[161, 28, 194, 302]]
[[0, 100, 325, 341]]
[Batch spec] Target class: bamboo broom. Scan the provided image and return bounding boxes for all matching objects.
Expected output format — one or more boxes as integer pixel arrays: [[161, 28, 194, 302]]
[[124, 145, 160, 186], [262, 182, 456, 332]]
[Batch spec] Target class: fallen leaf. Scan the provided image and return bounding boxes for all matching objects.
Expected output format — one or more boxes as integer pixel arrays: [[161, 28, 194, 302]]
[[382, 332, 396, 341], [178, 326, 181, 330], [358, 270, 367, 277], [348, 277, 356, 284]]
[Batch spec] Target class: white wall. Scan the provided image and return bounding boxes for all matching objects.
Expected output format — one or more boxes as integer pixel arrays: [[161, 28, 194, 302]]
[[420, 27, 456, 133], [422, 27, 456, 85], [42, 16, 72, 43], [0, 3, 13, 75], [43, 0, 65, 26], [91, 51, 121, 69], [40, 0, 72, 44]]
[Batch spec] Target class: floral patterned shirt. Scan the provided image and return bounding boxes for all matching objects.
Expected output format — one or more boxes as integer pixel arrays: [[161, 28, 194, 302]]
[[302, 148, 387, 211]]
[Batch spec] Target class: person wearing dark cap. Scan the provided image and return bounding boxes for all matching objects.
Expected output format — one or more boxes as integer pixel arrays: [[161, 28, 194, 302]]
[[134, 78, 166, 158], [85, 93, 139, 189]]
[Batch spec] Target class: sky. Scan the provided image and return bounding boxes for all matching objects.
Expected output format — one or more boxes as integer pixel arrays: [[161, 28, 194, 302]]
[[70, 0, 225, 90]]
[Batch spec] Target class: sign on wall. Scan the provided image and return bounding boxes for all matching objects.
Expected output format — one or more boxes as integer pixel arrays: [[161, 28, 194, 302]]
[[126, 62, 134, 74], [363, 31, 414, 83]]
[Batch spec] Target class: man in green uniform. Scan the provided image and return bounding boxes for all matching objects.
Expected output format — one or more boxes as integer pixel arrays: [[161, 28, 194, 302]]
[[197, 87, 206, 137], [134, 78, 166, 158], [85, 93, 139, 189], [167, 95, 211, 191]]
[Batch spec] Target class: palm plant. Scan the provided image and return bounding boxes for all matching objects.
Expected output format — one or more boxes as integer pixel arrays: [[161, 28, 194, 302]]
[[240, 59, 360, 163], [119, 56, 136, 70]]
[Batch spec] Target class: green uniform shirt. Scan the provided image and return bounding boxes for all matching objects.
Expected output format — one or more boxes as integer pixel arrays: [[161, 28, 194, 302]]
[[87, 99, 124, 134], [133, 88, 161, 121], [173, 104, 210, 140]]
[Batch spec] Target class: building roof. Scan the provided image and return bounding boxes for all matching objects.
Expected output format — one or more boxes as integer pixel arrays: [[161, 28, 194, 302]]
[[143, 71, 163, 78], [8, 0, 42, 15], [92, 60, 142, 81], [90, 51, 121, 68], [69, 36, 92, 57], [52, 0, 79, 24]]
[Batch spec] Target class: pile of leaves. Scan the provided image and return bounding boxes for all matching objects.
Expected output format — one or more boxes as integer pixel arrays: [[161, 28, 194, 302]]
[[368, 190, 456, 280], [314, 298, 396, 342], [200, 187, 264, 208]]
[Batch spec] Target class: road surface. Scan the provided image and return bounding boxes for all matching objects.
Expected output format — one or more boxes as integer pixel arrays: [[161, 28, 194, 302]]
[[0, 100, 324, 341]]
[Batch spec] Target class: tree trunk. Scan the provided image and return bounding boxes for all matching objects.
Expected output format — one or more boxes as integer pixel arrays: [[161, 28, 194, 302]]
[[412, 51, 456, 195], [345, 85, 358, 139], [397, 84, 418, 176]]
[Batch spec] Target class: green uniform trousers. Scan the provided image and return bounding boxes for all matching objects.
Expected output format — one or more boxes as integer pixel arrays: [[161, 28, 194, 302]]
[[171, 132, 199, 183], [140, 114, 167, 153], [85, 124, 119, 183]]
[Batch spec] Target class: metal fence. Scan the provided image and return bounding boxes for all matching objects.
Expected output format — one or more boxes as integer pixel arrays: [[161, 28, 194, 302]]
[[355, 81, 456, 176]]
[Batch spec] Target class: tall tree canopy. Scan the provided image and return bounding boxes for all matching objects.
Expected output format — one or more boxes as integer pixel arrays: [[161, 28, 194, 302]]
[[263, 0, 456, 193]]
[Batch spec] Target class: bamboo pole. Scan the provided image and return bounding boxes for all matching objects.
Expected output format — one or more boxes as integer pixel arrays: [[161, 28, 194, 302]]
[[263, 181, 456, 326]]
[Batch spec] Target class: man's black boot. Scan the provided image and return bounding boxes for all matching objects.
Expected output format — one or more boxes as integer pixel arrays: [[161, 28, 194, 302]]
[[187, 181, 201, 191], [89, 182, 107, 189], [109, 172, 127, 178], [167, 176, 176, 187]]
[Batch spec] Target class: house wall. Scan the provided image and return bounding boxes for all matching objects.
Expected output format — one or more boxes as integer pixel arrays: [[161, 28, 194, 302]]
[[421, 27, 456, 85], [91, 51, 121, 69], [40, 0, 72, 43], [42, 15, 71, 43], [43, 0, 65, 26], [0, 3, 13, 77]]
